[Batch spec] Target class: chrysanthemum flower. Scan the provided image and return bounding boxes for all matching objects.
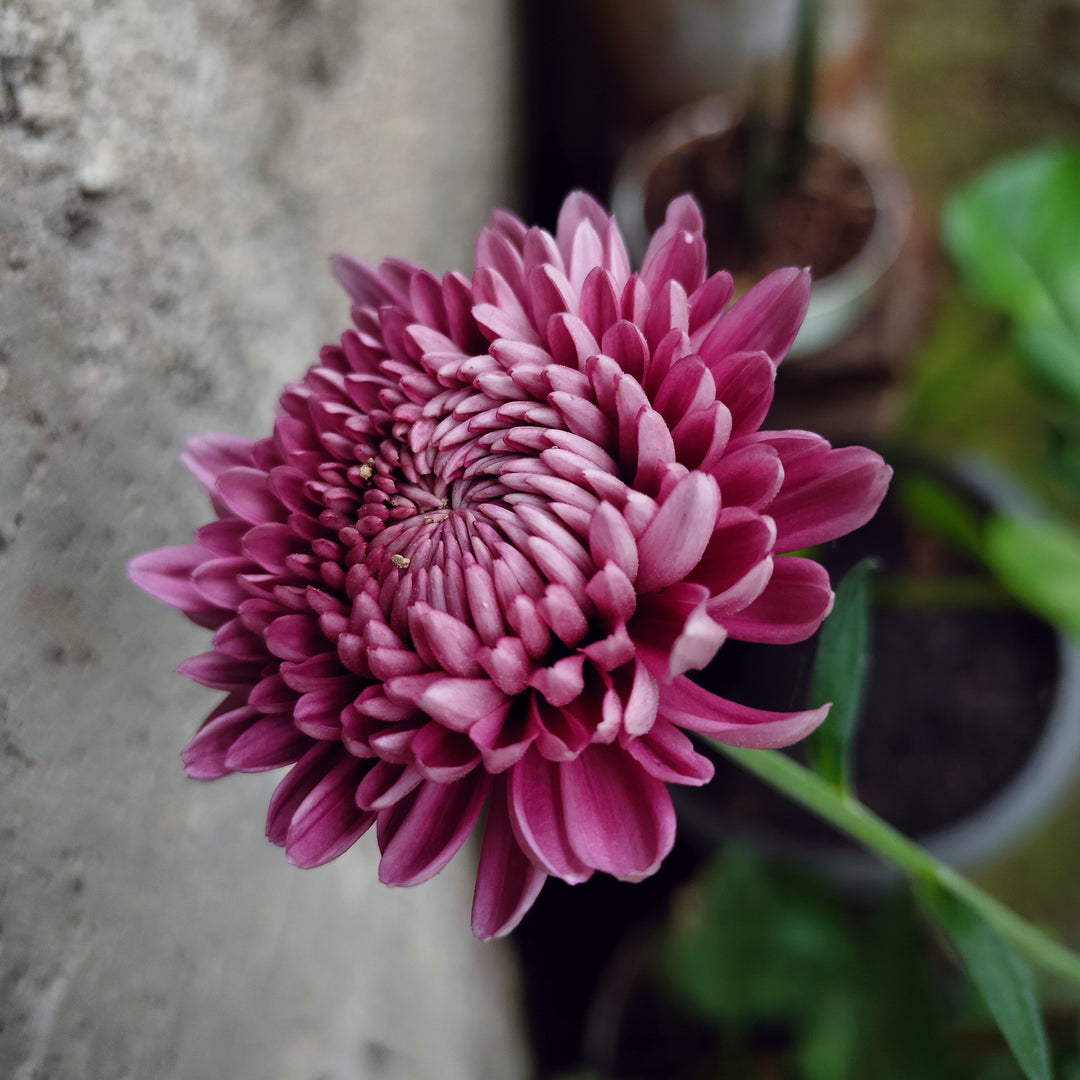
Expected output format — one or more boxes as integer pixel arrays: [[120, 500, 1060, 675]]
[[130, 192, 889, 938]]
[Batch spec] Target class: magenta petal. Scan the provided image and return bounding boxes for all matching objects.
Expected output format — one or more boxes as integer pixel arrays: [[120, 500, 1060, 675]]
[[285, 753, 375, 868], [356, 761, 424, 811], [192, 556, 258, 608], [267, 742, 345, 846], [377, 772, 491, 886], [632, 587, 725, 682], [640, 230, 707, 299], [579, 266, 621, 341], [216, 467, 284, 524], [225, 715, 313, 772], [710, 350, 776, 437], [181, 701, 261, 779], [470, 701, 537, 773], [176, 651, 264, 691], [723, 556, 834, 644], [625, 717, 714, 786], [507, 747, 593, 883], [688, 506, 777, 595], [659, 676, 829, 748], [766, 445, 892, 552], [699, 266, 811, 367], [472, 778, 548, 940], [406, 609, 483, 673], [688, 270, 736, 342], [559, 744, 675, 881], [711, 442, 784, 511], [414, 676, 510, 732], [411, 721, 482, 783], [635, 472, 719, 593]]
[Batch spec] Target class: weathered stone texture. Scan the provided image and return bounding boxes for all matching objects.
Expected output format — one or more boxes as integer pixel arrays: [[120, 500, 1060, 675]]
[[0, 1, 527, 1077]]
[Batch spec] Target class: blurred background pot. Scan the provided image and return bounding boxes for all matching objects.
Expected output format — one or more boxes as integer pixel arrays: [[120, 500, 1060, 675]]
[[611, 97, 913, 360]]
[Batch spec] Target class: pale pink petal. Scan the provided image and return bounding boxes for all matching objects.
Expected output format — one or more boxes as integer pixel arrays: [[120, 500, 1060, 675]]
[[556, 191, 611, 265], [635, 472, 719, 593]]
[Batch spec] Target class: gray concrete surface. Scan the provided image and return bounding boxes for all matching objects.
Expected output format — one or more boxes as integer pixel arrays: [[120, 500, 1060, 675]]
[[0, 1, 529, 1077]]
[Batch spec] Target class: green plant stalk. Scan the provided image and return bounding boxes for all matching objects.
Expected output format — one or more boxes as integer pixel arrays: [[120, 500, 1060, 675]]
[[781, 0, 817, 184], [712, 741, 1080, 986]]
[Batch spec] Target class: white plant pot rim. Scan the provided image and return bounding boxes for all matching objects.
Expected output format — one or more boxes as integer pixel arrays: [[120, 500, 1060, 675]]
[[611, 95, 912, 359]]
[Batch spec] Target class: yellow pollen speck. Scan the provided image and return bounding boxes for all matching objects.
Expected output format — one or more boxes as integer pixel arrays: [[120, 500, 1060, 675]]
[[390, 553, 411, 569], [358, 458, 376, 480]]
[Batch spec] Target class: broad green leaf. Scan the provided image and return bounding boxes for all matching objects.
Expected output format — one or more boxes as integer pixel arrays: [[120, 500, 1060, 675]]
[[918, 880, 1051, 1080], [985, 512, 1080, 639], [805, 557, 879, 792], [944, 145, 1080, 407]]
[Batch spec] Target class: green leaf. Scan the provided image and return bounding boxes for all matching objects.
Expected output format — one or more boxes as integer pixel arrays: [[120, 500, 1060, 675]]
[[984, 512, 1080, 639], [918, 879, 1051, 1080], [944, 145, 1080, 407], [805, 557, 879, 792]]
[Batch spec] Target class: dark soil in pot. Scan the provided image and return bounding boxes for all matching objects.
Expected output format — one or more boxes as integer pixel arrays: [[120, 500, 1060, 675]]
[[643, 122, 877, 281]]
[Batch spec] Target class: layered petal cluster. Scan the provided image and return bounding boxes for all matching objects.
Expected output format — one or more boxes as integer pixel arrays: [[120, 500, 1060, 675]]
[[130, 192, 890, 938]]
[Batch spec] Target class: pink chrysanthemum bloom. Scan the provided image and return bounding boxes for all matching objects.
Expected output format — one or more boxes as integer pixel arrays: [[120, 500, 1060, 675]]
[[130, 192, 889, 938]]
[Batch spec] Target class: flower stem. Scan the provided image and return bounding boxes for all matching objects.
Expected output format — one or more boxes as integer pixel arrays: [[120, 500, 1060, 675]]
[[713, 741, 1080, 986]]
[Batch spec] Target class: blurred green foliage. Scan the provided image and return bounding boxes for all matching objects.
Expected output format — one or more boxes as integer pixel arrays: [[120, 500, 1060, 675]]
[[654, 848, 1080, 1080], [900, 144, 1080, 643], [945, 147, 1080, 410]]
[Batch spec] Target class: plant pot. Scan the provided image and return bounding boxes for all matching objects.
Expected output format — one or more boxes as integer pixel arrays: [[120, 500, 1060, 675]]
[[674, 455, 1080, 889], [612, 97, 912, 359]]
